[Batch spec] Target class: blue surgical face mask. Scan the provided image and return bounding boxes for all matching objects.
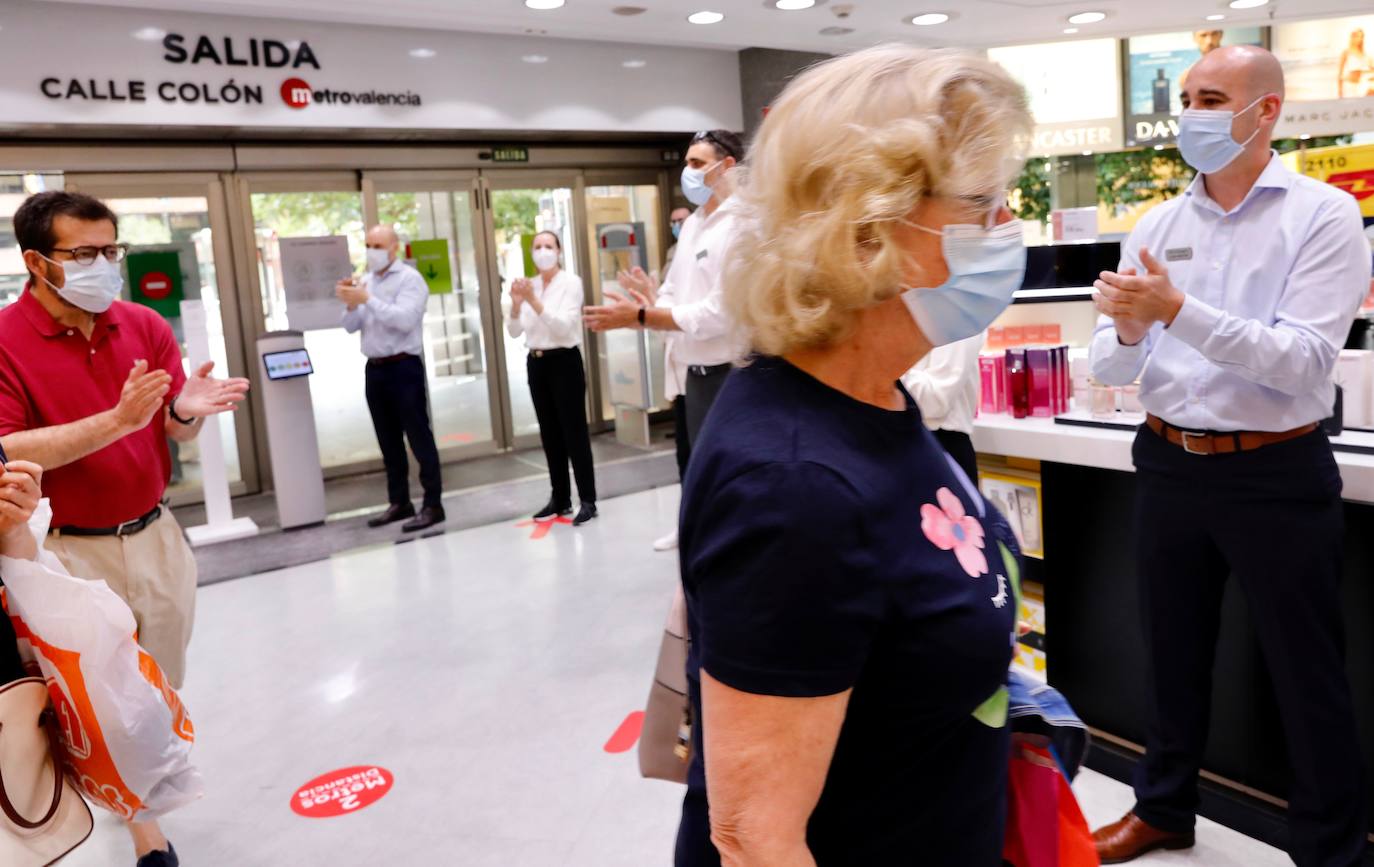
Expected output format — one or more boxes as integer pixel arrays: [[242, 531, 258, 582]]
[[671, 221, 684, 240], [681, 160, 722, 207], [1177, 95, 1265, 174], [899, 219, 1027, 346], [39, 252, 123, 314]]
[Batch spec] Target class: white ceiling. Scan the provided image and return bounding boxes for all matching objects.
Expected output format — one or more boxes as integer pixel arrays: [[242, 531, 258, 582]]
[[39, 0, 1374, 54]]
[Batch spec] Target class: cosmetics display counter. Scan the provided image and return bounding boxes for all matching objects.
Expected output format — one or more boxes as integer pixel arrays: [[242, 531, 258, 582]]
[[972, 413, 1374, 842]]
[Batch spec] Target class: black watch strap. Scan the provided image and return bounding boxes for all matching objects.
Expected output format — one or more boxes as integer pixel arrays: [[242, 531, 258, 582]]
[[168, 396, 197, 426], [637, 306, 647, 326]]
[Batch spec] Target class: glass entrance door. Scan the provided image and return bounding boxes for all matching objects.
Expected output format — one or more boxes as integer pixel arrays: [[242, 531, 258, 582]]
[[481, 171, 588, 449], [367, 171, 500, 460], [64, 171, 254, 503], [238, 173, 376, 476]]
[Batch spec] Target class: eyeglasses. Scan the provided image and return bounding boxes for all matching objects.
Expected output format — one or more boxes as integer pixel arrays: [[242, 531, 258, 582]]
[[48, 244, 130, 265], [954, 192, 1010, 230], [690, 130, 738, 161]]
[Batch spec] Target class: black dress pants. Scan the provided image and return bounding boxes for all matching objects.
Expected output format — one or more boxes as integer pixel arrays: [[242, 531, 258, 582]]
[[364, 355, 444, 510], [1130, 426, 1366, 867], [685, 364, 733, 445], [672, 395, 691, 480], [527, 348, 597, 506], [933, 428, 979, 484]]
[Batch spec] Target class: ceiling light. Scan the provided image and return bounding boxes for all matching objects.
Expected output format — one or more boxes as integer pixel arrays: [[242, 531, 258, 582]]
[[1228, 0, 1268, 8], [820, 25, 854, 35], [1154, 144, 1165, 150], [1082, 150, 1094, 156], [1205, 13, 1226, 20], [409, 48, 436, 59], [1067, 11, 1106, 24], [1063, 27, 1079, 34], [132, 26, 165, 41], [522, 54, 550, 64], [775, 0, 816, 8], [910, 12, 950, 25], [1300, 133, 1312, 140], [525, 0, 565, 8], [688, 10, 725, 24], [623, 59, 647, 68]]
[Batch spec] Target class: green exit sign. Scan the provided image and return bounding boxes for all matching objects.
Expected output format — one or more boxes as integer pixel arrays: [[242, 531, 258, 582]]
[[491, 146, 529, 163]]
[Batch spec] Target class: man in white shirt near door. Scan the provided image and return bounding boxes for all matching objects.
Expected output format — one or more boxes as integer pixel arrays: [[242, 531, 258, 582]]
[[337, 225, 445, 533], [1087, 46, 1368, 865], [585, 130, 746, 548]]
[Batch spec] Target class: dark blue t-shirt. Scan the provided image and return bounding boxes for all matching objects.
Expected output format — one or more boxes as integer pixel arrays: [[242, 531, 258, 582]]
[[678, 357, 1021, 866]]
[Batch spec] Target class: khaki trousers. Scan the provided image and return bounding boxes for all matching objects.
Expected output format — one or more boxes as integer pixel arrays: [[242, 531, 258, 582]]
[[45, 510, 197, 689]]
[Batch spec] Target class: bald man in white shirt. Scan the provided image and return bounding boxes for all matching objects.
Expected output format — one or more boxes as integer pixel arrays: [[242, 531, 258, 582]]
[[1089, 47, 1368, 865]]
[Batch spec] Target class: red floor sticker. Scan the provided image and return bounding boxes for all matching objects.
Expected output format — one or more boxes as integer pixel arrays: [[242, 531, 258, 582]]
[[604, 711, 645, 754], [291, 766, 394, 819], [442, 432, 477, 444], [514, 515, 573, 540]]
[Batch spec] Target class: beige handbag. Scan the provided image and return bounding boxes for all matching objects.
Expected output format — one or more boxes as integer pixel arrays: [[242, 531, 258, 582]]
[[0, 678, 93, 866], [638, 586, 694, 783]]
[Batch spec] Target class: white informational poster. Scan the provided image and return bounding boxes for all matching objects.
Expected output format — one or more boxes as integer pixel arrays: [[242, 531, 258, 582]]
[[1052, 207, 1100, 243], [279, 235, 354, 332], [986, 38, 1123, 155], [1274, 16, 1374, 137]]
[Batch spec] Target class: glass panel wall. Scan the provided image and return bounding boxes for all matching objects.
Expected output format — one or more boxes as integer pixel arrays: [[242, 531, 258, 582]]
[[249, 190, 373, 470], [377, 189, 496, 452]]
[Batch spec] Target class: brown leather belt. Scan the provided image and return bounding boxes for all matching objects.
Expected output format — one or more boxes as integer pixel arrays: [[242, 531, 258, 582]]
[[1145, 414, 1317, 456]]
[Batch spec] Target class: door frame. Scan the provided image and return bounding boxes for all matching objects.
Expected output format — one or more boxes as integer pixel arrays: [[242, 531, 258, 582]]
[[363, 169, 506, 462], [479, 169, 590, 451], [63, 170, 260, 503]]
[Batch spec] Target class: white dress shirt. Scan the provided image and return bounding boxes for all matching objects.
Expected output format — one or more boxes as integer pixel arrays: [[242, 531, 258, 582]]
[[901, 332, 984, 436], [341, 259, 430, 359], [658, 197, 746, 399], [506, 270, 584, 350], [1090, 153, 1369, 432]]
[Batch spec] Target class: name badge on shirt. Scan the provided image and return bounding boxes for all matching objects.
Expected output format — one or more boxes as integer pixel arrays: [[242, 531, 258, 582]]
[[1164, 247, 1193, 262], [696, 249, 709, 261]]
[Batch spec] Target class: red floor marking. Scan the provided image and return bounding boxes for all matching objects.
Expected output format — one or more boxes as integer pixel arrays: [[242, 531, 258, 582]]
[[291, 766, 394, 819], [514, 516, 573, 540], [442, 432, 477, 444], [604, 711, 645, 754]]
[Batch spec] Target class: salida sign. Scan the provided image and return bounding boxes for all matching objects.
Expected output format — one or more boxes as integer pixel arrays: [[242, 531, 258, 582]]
[[38, 32, 422, 113]]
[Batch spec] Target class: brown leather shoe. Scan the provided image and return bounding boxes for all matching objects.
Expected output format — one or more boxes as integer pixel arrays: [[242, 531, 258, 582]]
[[1093, 811, 1194, 864]]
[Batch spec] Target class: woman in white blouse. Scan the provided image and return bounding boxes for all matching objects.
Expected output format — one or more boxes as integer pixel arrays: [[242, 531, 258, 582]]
[[507, 230, 598, 526]]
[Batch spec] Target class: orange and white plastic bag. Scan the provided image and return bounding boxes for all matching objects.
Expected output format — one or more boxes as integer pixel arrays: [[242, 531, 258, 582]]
[[0, 500, 203, 821]]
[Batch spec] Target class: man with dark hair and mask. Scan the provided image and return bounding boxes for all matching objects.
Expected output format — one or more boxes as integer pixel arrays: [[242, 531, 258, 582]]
[[586, 130, 745, 549], [0, 189, 249, 867]]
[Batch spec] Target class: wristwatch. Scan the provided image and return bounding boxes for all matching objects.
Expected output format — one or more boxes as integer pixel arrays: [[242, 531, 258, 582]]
[[637, 306, 647, 327], [168, 396, 196, 426]]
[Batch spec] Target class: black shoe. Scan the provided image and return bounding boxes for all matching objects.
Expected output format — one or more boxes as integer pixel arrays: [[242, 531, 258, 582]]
[[533, 500, 573, 520], [573, 503, 598, 526], [137, 844, 179, 867], [368, 503, 415, 528], [402, 505, 446, 533]]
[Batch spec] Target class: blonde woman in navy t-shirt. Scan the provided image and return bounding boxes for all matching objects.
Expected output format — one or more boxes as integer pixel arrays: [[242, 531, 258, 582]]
[[674, 44, 1033, 865]]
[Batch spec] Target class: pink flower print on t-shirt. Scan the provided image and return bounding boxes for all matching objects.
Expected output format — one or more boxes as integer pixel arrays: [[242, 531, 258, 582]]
[[920, 486, 989, 578]]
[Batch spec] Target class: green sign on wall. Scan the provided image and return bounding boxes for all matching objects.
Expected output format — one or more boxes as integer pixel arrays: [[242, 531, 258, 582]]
[[125, 250, 184, 319], [409, 239, 452, 295]]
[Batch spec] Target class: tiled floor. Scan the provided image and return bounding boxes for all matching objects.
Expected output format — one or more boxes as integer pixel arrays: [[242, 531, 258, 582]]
[[64, 486, 1290, 866]]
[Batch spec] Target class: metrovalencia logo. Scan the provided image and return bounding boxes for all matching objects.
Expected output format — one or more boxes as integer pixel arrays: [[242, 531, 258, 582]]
[[278, 77, 422, 110]]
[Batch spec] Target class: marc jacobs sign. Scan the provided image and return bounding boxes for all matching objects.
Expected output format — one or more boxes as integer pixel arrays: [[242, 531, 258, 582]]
[[38, 32, 422, 111]]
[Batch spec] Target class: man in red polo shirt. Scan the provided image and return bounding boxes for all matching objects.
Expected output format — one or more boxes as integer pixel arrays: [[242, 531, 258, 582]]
[[0, 191, 248, 867]]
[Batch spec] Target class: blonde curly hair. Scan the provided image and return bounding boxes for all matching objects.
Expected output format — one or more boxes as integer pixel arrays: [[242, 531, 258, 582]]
[[724, 44, 1033, 357]]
